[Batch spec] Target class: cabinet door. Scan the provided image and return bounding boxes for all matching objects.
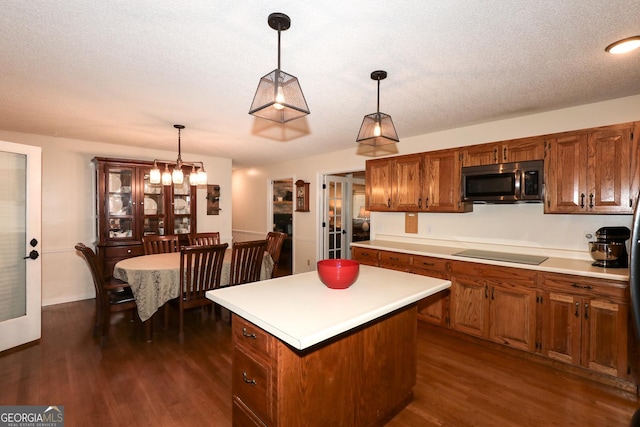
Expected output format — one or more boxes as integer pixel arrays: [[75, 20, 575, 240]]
[[393, 155, 422, 211], [417, 290, 449, 326], [104, 165, 137, 240], [463, 143, 499, 166], [584, 299, 627, 378], [503, 138, 545, 163], [544, 292, 582, 365], [422, 149, 468, 212], [450, 276, 489, 338], [365, 158, 393, 211], [140, 168, 167, 237], [587, 125, 633, 213], [488, 283, 536, 351], [544, 134, 588, 213]]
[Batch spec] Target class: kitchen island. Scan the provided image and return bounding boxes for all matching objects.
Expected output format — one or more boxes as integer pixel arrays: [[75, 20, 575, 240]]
[[206, 265, 451, 427]]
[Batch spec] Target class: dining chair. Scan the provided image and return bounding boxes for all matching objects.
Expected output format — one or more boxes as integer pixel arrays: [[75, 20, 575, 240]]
[[188, 232, 221, 246], [266, 231, 287, 275], [169, 243, 228, 343], [229, 239, 269, 287], [142, 234, 180, 255], [75, 243, 137, 347]]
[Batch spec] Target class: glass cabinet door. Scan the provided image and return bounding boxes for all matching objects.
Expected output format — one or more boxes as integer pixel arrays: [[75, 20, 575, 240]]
[[106, 168, 134, 239], [142, 169, 166, 236], [173, 180, 192, 235]]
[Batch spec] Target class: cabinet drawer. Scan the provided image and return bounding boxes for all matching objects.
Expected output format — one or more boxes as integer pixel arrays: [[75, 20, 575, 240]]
[[378, 250, 410, 270], [233, 346, 274, 425], [411, 255, 449, 278], [233, 398, 268, 427], [233, 316, 274, 358], [352, 247, 379, 266], [541, 273, 627, 302], [103, 244, 144, 259], [450, 260, 536, 287]]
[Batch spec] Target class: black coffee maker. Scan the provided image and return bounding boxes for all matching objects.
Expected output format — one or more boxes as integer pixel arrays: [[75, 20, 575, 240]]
[[589, 226, 631, 268]]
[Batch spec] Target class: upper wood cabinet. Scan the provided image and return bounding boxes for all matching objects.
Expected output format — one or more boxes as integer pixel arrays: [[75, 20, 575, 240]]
[[93, 157, 197, 275], [545, 122, 638, 214], [463, 137, 545, 166], [421, 148, 471, 212], [366, 150, 470, 213]]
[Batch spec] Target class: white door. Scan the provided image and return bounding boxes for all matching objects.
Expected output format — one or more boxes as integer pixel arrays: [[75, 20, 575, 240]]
[[0, 140, 42, 352], [322, 175, 351, 260]]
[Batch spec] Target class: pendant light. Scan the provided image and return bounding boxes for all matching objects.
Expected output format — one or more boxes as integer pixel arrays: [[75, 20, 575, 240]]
[[149, 124, 208, 186], [249, 12, 310, 124], [356, 70, 399, 146]]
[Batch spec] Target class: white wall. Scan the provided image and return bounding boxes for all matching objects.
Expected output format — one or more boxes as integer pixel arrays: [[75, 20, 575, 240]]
[[232, 95, 640, 270], [0, 130, 232, 306]]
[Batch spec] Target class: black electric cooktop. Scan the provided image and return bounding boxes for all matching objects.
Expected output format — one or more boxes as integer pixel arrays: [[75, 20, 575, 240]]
[[453, 249, 548, 265]]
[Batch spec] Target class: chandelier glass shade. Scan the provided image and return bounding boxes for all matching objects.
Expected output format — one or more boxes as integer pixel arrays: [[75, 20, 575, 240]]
[[356, 70, 399, 146], [149, 124, 207, 186], [249, 13, 309, 124]]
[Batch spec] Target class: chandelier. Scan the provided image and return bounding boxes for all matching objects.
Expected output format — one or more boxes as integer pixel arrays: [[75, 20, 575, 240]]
[[356, 70, 399, 146], [149, 124, 207, 186], [249, 12, 310, 123]]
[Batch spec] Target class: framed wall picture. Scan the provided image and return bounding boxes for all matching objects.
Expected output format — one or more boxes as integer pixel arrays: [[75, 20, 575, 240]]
[[206, 185, 220, 215]]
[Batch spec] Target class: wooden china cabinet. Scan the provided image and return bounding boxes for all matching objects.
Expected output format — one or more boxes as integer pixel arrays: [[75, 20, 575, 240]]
[[93, 157, 197, 275]]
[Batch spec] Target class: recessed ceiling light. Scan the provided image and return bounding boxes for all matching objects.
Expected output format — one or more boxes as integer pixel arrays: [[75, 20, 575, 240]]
[[605, 36, 640, 54]]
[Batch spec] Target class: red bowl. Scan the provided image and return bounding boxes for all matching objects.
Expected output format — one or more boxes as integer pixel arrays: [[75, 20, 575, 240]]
[[317, 259, 360, 289]]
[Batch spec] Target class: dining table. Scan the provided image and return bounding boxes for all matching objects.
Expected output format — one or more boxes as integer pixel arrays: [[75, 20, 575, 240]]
[[113, 249, 274, 324]]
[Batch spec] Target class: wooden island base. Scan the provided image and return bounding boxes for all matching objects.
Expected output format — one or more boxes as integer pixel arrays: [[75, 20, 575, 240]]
[[232, 305, 418, 427]]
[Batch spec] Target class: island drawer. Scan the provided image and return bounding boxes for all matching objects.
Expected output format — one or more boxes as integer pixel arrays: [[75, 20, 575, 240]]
[[233, 315, 275, 358], [232, 346, 274, 426]]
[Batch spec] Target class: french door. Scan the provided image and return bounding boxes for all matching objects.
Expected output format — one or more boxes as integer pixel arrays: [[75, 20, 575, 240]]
[[322, 175, 351, 260], [0, 140, 42, 352]]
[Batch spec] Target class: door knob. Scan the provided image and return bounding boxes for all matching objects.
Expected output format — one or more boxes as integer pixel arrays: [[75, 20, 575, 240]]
[[24, 250, 39, 260]]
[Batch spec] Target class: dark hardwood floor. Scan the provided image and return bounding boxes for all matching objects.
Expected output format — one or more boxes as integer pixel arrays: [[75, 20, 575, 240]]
[[1, 299, 638, 426]]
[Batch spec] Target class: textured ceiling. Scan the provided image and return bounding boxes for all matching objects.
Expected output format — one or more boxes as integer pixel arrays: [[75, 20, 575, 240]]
[[1, 1, 639, 168]]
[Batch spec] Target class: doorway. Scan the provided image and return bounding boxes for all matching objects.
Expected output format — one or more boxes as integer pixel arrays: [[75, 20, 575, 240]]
[[272, 179, 293, 276], [321, 171, 367, 260]]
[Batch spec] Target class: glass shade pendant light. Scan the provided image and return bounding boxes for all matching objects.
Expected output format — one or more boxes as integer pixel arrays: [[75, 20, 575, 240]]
[[249, 13, 310, 124], [356, 70, 399, 146], [605, 36, 640, 54], [149, 124, 208, 186]]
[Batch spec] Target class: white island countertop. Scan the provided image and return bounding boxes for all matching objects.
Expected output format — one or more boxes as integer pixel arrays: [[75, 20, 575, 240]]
[[206, 265, 450, 351]]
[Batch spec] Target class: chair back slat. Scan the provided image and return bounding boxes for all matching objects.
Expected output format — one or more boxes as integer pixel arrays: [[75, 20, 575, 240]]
[[230, 240, 268, 286], [188, 232, 221, 246], [142, 235, 180, 254], [266, 232, 286, 270], [180, 243, 228, 302], [75, 243, 107, 302]]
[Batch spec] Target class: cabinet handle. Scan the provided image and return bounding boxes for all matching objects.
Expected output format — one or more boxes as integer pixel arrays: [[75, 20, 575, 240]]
[[421, 262, 435, 267], [425, 197, 429, 208], [588, 193, 594, 209], [389, 257, 399, 261], [387, 198, 391, 208], [575, 302, 580, 317], [242, 372, 257, 386], [584, 303, 589, 320], [127, 249, 132, 254], [579, 193, 585, 209], [418, 198, 422, 209], [491, 287, 495, 300], [493, 148, 497, 162], [570, 283, 593, 290], [484, 285, 489, 299], [503, 147, 507, 161], [242, 328, 257, 339]]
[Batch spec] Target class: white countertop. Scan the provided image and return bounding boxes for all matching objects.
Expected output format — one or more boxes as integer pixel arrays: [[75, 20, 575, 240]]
[[351, 239, 629, 281], [206, 265, 451, 350]]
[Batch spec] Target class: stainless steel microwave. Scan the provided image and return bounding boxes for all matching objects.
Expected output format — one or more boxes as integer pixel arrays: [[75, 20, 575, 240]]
[[461, 160, 544, 203]]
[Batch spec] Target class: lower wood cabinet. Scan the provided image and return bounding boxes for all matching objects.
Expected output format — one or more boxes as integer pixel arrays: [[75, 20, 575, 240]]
[[232, 309, 418, 426], [541, 272, 629, 379], [450, 262, 537, 352], [350, 245, 634, 386]]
